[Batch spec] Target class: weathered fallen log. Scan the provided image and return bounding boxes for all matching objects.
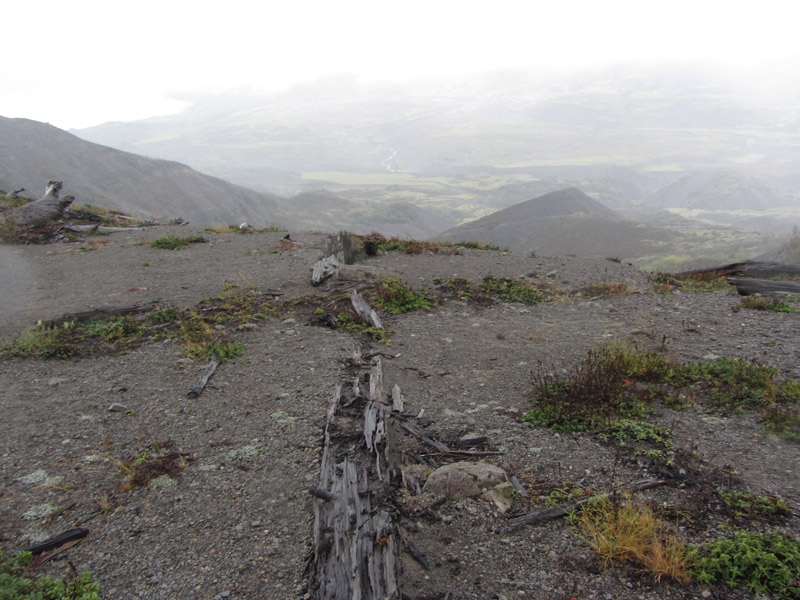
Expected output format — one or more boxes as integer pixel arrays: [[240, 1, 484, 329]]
[[65, 224, 144, 233], [6, 181, 75, 226], [41, 301, 163, 328], [676, 260, 800, 280], [506, 479, 667, 530], [311, 354, 402, 600], [312, 255, 339, 285], [726, 277, 800, 296], [186, 355, 219, 398]]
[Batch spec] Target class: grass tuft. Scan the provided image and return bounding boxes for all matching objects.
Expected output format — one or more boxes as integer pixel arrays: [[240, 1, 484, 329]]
[[479, 276, 543, 305], [373, 278, 430, 313], [574, 492, 691, 583], [734, 295, 799, 313], [149, 235, 208, 250]]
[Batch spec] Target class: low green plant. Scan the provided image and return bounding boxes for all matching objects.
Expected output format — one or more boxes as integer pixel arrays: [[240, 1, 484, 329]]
[[762, 380, 800, 441], [373, 278, 430, 313], [0, 550, 100, 599], [84, 315, 147, 342], [524, 357, 648, 432], [544, 483, 588, 507], [149, 235, 208, 250], [734, 296, 800, 313], [479, 276, 543, 305], [146, 306, 183, 323], [179, 312, 244, 362], [525, 341, 785, 432], [599, 419, 673, 448], [208, 342, 245, 362], [0, 323, 76, 359], [689, 530, 800, 598], [670, 356, 777, 410], [448, 241, 507, 251], [718, 491, 790, 519], [336, 313, 391, 343]]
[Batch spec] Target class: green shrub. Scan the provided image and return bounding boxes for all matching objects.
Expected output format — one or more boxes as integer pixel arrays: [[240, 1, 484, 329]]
[[689, 531, 800, 598], [146, 306, 183, 323], [0, 550, 101, 599], [670, 356, 777, 410], [718, 492, 790, 519], [84, 315, 147, 342], [525, 342, 784, 432], [0, 324, 76, 359], [373, 278, 430, 313], [734, 296, 799, 313], [336, 313, 391, 343], [149, 235, 208, 250], [479, 276, 543, 305], [599, 419, 673, 448], [763, 380, 800, 441], [524, 354, 648, 432]]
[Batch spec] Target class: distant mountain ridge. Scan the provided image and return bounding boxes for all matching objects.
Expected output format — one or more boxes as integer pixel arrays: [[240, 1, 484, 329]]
[[0, 116, 452, 238], [0, 116, 289, 228], [434, 188, 777, 266], [649, 169, 799, 211]]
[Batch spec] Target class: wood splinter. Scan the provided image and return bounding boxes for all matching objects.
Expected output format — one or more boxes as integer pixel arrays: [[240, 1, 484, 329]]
[[186, 355, 219, 398]]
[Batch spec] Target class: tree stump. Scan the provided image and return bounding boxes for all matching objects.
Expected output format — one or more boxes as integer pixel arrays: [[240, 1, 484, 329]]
[[6, 181, 75, 226]]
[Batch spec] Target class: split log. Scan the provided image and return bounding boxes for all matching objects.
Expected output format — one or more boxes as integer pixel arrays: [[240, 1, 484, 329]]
[[311, 355, 402, 600], [351, 290, 382, 328], [312, 255, 339, 285], [726, 277, 800, 296], [7, 181, 75, 226], [506, 479, 667, 530], [186, 355, 219, 398]]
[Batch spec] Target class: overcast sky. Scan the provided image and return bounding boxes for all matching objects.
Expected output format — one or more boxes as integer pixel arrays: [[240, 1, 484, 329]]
[[2, 0, 798, 129]]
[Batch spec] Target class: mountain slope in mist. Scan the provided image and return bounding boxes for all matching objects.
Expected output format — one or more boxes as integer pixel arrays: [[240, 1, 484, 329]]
[[0, 116, 289, 228]]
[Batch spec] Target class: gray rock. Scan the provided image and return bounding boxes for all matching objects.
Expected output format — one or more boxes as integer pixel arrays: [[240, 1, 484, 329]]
[[422, 461, 507, 498]]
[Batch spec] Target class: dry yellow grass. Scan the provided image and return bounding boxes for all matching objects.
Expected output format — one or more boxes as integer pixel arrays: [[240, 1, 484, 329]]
[[573, 492, 691, 583]]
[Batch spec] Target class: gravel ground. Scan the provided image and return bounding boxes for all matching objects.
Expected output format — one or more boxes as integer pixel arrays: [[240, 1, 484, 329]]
[[1, 228, 798, 599]]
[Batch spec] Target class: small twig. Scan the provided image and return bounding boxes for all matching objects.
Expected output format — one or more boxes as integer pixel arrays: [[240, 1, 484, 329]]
[[400, 529, 431, 570]]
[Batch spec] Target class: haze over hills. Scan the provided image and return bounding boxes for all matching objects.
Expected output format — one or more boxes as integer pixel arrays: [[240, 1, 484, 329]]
[[0, 116, 451, 238], [72, 66, 800, 237], [0, 116, 289, 228], [434, 188, 776, 268]]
